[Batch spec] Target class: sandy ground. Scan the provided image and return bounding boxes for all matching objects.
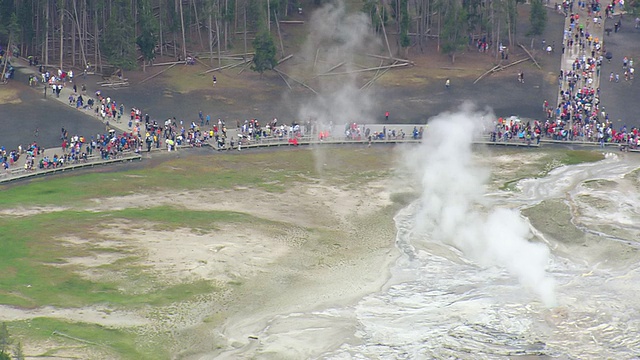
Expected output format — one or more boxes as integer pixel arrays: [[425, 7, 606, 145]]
[[0, 161, 404, 359]]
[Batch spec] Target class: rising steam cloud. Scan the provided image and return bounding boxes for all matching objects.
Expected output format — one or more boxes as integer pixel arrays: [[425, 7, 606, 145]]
[[410, 104, 556, 306], [297, 0, 382, 128]]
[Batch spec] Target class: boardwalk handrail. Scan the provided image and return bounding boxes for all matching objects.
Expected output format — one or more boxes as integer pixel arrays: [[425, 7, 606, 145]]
[[0, 153, 142, 184], [3, 131, 637, 185]]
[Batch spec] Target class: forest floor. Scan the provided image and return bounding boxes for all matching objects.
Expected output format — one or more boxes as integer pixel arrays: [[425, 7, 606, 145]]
[[0, 3, 568, 151]]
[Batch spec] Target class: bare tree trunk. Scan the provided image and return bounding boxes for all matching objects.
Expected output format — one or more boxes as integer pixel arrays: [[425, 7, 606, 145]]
[[215, 18, 221, 68], [1, 36, 11, 82], [179, 0, 188, 60], [132, 0, 137, 40], [159, 0, 164, 56], [437, 11, 440, 52], [275, 11, 285, 57], [45, 1, 50, 67], [243, 5, 247, 58], [267, 0, 270, 32], [496, 3, 501, 61], [507, 0, 514, 47], [72, 12, 76, 67], [224, 0, 228, 51], [94, 3, 99, 72], [209, 10, 214, 64], [424, 0, 430, 51], [379, 9, 393, 58], [34, 0, 40, 60], [193, 0, 204, 48], [74, 0, 87, 68], [84, 0, 88, 64], [59, 1, 64, 70], [419, 0, 424, 51], [396, 0, 401, 49]]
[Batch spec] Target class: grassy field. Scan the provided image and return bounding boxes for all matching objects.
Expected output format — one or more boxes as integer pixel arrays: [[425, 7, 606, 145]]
[[0, 146, 400, 359], [0, 147, 397, 207], [0, 145, 608, 359]]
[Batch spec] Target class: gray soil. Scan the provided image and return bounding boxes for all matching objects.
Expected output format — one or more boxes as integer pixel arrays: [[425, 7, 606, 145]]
[[0, 61, 552, 153], [1, 6, 637, 151], [598, 14, 640, 128]]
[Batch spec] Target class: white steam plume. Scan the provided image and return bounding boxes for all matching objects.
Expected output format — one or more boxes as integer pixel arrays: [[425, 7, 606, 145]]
[[409, 103, 556, 307], [297, 0, 382, 130]]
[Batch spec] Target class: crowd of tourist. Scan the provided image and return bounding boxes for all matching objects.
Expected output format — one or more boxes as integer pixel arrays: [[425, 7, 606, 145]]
[[1, 74, 248, 176], [2, 2, 640, 179], [1, 143, 44, 173], [492, 1, 639, 150]]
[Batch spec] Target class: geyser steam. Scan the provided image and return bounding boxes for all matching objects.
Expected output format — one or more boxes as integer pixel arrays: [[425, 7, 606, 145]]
[[410, 104, 556, 306], [296, 0, 382, 173], [297, 0, 382, 129]]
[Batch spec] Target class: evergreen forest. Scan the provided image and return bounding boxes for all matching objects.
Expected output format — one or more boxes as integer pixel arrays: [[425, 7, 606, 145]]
[[0, 0, 614, 75]]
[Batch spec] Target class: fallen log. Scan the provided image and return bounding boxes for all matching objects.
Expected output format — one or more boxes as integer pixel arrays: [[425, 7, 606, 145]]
[[316, 62, 409, 76], [151, 61, 184, 66], [201, 59, 251, 74], [323, 61, 345, 73], [276, 70, 292, 89], [197, 52, 254, 59], [140, 63, 178, 84], [194, 57, 213, 69], [361, 61, 395, 90], [473, 64, 502, 84], [365, 53, 414, 65], [309, 61, 345, 80], [277, 54, 294, 65], [101, 81, 129, 88], [473, 58, 529, 84], [237, 60, 253, 75], [273, 68, 318, 94], [518, 44, 542, 69]]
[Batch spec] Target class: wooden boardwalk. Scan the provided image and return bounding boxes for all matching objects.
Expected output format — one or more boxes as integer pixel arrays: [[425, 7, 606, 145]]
[[0, 154, 141, 184], [3, 130, 638, 185]]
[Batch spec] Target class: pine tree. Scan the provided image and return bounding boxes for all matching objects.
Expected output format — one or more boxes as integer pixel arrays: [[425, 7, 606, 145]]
[[529, 0, 547, 36], [137, 0, 159, 70], [440, 2, 468, 63], [0, 323, 12, 360], [251, 29, 277, 75], [399, 0, 410, 49], [101, 0, 136, 70]]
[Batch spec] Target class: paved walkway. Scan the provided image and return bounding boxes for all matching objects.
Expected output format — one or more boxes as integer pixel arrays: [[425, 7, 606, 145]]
[[557, 3, 605, 109], [16, 59, 132, 135]]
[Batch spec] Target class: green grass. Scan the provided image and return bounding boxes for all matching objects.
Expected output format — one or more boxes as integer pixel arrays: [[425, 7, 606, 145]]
[[9, 317, 169, 360], [0, 207, 255, 308], [0, 147, 397, 207], [498, 149, 605, 191], [560, 150, 605, 165], [0, 147, 404, 357], [0, 147, 399, 309]]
